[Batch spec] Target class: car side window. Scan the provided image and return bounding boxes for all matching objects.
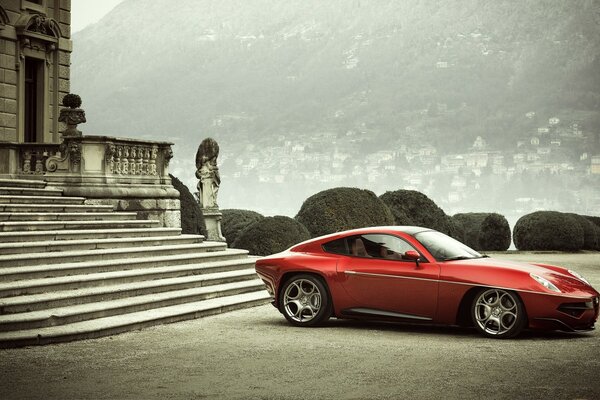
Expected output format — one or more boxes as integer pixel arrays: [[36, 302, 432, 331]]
[[322, 238, 349, 255], [355, 234, 419, 261]]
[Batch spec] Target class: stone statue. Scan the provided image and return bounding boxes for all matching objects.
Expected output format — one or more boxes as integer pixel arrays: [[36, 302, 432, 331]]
[[195, 138, 221, 209]]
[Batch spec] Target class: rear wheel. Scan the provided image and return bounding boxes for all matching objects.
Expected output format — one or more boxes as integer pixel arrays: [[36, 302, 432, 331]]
[[472, 288, 527, 338], [279, 274, 331, 327]]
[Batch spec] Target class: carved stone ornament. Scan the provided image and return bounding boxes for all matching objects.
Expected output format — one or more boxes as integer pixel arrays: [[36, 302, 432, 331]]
[[59, 108, 86, 137]]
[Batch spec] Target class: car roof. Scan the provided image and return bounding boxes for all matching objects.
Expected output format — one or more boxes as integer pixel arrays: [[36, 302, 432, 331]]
[[291, 226, 434, 250]]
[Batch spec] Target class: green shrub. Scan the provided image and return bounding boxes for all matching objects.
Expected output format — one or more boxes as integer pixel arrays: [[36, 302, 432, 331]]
[[296, 187, 394, 238], [170, 174, 206, 236], [380, 190, 458, 238], [479, 213, 511, 251], [453, 213, 511, 251], [445, 215, 465, 242], [233, 216, 311, 256], [513, 211, 584, 251], [453, 213, 488, 249], [584, 216, 600, 250], [221, 209, 264, 247], [567, 214, 598, 250]]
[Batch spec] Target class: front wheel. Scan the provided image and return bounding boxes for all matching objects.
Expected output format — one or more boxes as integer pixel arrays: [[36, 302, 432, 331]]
[[279, 274, 332, 327], [472, 288, 527, 338]]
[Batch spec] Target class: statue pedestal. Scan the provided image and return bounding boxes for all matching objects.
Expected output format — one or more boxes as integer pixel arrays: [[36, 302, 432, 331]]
[[202, 208, 225, 242]]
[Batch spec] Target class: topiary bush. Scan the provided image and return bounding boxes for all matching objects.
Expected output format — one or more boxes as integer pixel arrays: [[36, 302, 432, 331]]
[[453, 213, 488, 249], [296, 187, 394, 238], [567, 214, 598, 250], [170, 174, 206, 236], [584, 216, 600, 251], [380, 190, 458, 238], [453, 213, 511, 251], [479, 213, 511, 251], [221, 209, 264, 247], [513, 211, 584, 251], [233, 216, 311, 256]]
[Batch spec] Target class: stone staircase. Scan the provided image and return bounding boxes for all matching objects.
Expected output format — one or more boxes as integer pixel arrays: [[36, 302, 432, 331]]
[[0, 179, 269, 348]]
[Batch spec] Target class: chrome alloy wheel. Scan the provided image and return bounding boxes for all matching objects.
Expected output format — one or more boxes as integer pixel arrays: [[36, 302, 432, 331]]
[[474, 289, 520, 336], [283, 278, 322, 323]]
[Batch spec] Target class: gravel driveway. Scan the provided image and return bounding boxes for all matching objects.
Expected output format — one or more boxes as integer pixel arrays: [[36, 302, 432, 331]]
[[1, 252, 599, 400]]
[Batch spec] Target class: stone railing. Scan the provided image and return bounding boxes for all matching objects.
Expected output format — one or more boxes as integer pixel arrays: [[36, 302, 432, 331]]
[[0, 135, 180, 227], [0, 142, 62, 175], [0, 135, 173, 182]]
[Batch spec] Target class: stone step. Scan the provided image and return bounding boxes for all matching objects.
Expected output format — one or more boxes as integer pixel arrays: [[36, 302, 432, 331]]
[[0, 203, 115, 213], [0, 195, 85, 205], [0, 212, 138, 222], [0, 291, 271, 348], [0, 268, 258, 313], [0, 186, 63, 197], [0, 219, 159, 232], [0, 234, 203, 255], [0, 251, 251, 292], [0, 227, 181, 243], [0, 279, 265, 331], [0, 242, 227, 268], [0, 179, 46, 189]]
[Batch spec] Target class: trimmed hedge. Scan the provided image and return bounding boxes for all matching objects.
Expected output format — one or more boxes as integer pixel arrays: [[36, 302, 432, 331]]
[[221, 209, 264, 247], [584, 216, 600, 251], [479, 213, 511, 251], [380, 190, 461, 240], [513, 211, 584, 251], [296, 187, 394, 238], [453, 213, 511, 251], [170, 174, 206, 236], [453, 213, 488, 249], [567, 213, 598, 250], [233, 216, 311, 256]]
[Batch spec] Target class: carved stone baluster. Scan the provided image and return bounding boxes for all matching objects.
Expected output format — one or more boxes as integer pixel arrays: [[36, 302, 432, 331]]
[[122, 146, 129, 175], [35, 151, 44, 173], [129, 147, 137, 175], [141, 147, 150, 175], [105, 143, 115, 174], [23, 151, 32, 173], [115, 146, 122, 174], [136, 146, 144, 175], [149, 145, 158, 175]]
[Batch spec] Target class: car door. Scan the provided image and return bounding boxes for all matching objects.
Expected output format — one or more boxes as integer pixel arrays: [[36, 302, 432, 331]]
[[336, 233, 440, 320]]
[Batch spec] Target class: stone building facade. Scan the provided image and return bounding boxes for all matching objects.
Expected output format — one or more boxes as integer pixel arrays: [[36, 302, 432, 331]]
[[0, 0, 71, 144], [0, 1, 181, 228]]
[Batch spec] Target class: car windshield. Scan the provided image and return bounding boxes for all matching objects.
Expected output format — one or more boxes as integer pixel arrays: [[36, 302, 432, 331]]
[[414, 231, 483, 261]]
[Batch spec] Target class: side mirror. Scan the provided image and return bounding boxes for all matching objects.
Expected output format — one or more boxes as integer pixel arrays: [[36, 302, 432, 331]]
[[404, 250, 421, 268]]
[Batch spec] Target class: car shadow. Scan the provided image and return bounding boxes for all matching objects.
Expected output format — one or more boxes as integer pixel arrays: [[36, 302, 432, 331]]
[[258, 317, 594, 340]]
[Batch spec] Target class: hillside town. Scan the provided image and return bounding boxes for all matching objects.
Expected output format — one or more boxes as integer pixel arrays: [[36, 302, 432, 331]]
[[216, 114, 599, 216]]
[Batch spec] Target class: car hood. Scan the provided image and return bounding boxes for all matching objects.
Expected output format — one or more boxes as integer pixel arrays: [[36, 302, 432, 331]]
[[442, 257, 597, 296]]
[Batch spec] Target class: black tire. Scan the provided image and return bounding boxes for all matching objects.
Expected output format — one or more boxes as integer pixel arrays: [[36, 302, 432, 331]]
[[471, 288, 527, 338], [279, 274, 332, 327]]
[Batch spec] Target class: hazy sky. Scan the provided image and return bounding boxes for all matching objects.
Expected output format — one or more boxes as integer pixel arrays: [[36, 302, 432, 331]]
[[71, 0, 125, 34]]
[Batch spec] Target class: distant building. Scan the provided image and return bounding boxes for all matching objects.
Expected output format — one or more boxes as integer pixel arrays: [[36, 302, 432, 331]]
[[591, 156, 600, 175]]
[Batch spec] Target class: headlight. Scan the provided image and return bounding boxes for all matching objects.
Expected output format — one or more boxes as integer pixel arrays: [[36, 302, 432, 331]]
[[530, 273, 561, 292], [568, 269, 590, 286]]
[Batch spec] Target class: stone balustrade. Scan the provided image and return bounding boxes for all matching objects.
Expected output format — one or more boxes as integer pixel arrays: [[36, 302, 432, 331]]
[[0, 135, 180, 228]]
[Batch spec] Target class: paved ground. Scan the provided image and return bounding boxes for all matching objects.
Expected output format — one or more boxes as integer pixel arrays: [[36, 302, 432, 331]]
[[1, 252, 600, 400]]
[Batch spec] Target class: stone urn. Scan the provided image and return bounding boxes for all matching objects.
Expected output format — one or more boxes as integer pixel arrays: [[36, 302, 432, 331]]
[[58, 93, 86, 137]]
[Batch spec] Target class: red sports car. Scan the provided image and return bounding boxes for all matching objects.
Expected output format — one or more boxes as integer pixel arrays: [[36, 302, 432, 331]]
[[255, 226, 599, 338]]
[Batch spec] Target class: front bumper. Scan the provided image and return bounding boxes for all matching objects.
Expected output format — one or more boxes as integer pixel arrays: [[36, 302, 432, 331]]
[[522, 292, 599, 332]]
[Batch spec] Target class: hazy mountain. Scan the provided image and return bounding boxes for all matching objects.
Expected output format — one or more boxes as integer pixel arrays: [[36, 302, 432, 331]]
[[71, 0, 600, 215]]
